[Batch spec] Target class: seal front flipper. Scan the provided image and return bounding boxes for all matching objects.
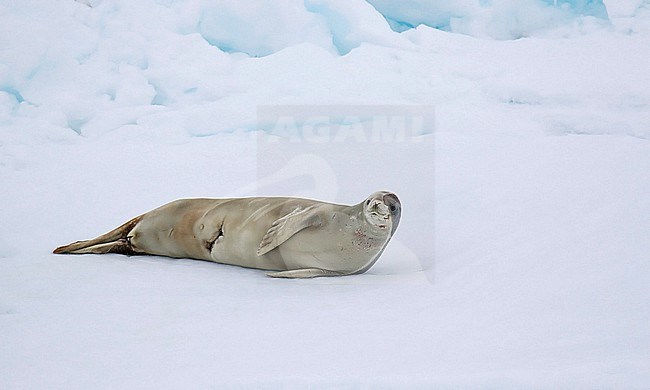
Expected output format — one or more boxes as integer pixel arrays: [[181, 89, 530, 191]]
[[266, 268, 344, 279], [256, 205, 322, 256]]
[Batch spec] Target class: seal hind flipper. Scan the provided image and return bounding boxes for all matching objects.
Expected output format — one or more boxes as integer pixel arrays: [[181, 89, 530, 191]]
[[266, 268, 344, 278], [57, 238, 140, 255], [256, 206, 322, 256], [53, 215, 143, 255]]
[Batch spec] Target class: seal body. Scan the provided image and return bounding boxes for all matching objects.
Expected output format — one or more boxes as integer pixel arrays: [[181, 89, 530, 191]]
[[54, 192, 401, 278]]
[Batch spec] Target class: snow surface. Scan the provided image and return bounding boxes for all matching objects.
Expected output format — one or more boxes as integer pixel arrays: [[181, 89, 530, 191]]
[[1, 0, 650, 388]]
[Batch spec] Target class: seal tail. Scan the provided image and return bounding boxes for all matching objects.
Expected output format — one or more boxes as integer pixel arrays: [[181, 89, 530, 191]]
[[53, 215, 143, 255]]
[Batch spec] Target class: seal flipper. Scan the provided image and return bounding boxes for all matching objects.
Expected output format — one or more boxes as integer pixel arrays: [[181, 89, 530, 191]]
[[53, 215, 143, 255], [58, 238, 140, 255], [266, 268, 343, 278], [256, 206, 322, 256]]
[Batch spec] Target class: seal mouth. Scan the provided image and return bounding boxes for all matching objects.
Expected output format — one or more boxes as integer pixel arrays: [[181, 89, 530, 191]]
[[366, 198, 391, 229], [363, 191, 401, 232]]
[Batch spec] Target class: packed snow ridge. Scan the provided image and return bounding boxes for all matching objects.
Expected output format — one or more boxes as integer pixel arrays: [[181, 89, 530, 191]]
[[3, 0, 647, 141]]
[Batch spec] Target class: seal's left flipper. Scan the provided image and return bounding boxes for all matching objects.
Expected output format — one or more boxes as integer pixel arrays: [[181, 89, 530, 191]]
[[257, 206, 322, 256], [266, 268, 343, 278]]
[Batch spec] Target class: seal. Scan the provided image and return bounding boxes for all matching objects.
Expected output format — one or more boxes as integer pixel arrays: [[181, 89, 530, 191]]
[[53, 191, 401, 278]]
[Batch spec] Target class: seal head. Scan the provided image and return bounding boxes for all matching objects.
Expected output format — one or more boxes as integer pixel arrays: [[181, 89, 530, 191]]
[[363, 191, 401, 235]]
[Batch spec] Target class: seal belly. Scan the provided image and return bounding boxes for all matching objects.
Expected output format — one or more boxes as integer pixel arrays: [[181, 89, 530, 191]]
[[272, 212, 388, 273], [205, 198, 324, 271], [129, 199, 220, 260], [208, 206, 288, 270]]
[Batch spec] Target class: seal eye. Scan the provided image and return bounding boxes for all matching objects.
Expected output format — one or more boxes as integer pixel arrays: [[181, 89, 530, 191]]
[[389, 205, 396, 213]]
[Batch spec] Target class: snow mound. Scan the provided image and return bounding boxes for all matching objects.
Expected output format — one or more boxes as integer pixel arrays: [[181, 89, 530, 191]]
[[197, 1, 333, 57], [368, 0, 608, 39]]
